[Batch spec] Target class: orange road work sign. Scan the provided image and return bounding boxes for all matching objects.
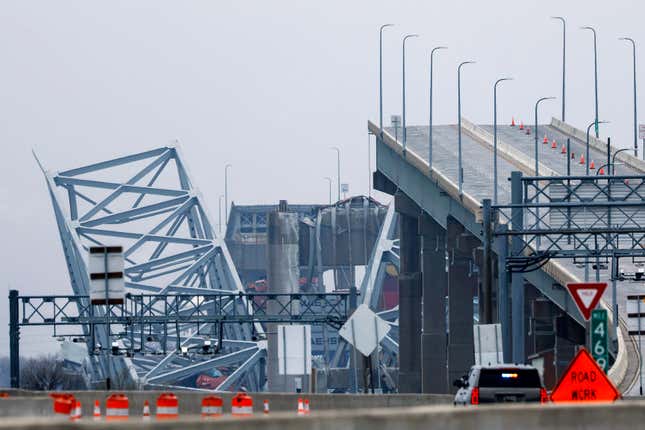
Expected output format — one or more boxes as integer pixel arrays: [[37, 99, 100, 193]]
[[550, 347, 620, 403]]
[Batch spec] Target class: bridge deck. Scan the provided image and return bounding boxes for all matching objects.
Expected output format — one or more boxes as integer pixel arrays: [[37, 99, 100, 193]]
[[381, 119, 642, 394]]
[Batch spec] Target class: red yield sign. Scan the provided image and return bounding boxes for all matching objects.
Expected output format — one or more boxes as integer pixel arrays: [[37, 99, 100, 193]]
[[566, 282, 607, 320], [550, 348, 620, 403]]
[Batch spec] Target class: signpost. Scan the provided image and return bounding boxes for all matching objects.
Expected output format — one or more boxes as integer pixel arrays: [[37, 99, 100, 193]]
[[550, 348, 620, 402], [341, 183, 349, 199], [391, 115, 401, 142], [89, 246, 125, 305], [591, 309, 608, 371], [277, 325, 312, 376], [473, 324, 503, 365], [339, 304, 391, 393], [339, 304, 391, 356], [565, 283, 607, 320], [566, 282, 607, 355]]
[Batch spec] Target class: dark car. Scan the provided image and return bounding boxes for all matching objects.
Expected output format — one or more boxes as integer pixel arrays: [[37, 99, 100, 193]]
[[453, 364, 548, 405]]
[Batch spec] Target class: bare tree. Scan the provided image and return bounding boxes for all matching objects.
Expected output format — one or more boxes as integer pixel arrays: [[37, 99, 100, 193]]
[[20, 354, 85, 390], [0, 357, 9, 387]]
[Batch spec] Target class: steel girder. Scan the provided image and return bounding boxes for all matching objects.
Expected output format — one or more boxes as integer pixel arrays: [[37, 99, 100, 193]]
[[35, 146, 264, 391]]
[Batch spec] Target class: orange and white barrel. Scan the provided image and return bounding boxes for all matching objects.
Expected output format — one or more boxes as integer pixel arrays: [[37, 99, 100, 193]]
[[105, 394, 129, 421], [156, 392, 179, 420], [263, 399, 269, 414], [51, 393, 75, 417], [231, 392, 253, 417], [201, 395, 223, 418]]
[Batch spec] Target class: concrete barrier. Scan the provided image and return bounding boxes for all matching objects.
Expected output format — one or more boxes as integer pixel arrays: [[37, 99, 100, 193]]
[[0, 401, 644, 429], [550, 117, 645, 173], [0, 391, 451, 418], [0, 398, 53, 417]]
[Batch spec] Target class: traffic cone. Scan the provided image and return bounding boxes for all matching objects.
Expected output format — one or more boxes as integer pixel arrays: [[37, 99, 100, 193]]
[[304, 399, 310, 415], [263, 400, 269, 415], [511, 117, 516, 127], [526, 127, 531, 135], [297, 398, 305, 416], [70, 400, 82, 422], [93, 400, 101, 421], [598, 167, 605, 175], [561, 144, 567, 154], [142, 400, 151, 421], [551, 139, 557, 149], [580, 154, 585, 165], [590, 160, 595, 169], [519, 122, 524, 130], [543, 135, 548, 144]]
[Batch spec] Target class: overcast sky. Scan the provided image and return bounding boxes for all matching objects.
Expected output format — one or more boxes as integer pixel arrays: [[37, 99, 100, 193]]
[[1, 0, 643, 355]]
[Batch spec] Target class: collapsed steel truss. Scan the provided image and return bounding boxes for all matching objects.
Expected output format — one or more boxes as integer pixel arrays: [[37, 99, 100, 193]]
[[33, 144, 402, 391], [35, 145, 268, 390]]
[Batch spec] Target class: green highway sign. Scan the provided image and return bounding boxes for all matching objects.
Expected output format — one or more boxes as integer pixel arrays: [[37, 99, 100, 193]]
[[591, 309, 609, 371]]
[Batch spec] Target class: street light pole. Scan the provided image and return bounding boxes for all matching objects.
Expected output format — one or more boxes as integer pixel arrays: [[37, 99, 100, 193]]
[[367, 132, 372, 199], [581, 26, 599, 138], [402, 34, 419, 155], [429, 45, 447, 171], [324, 177, 332, 205], [379, 24, 394, 140], [218, 195, 224, 234], [612, 148, 631, 175], [586, 120, 609, 175], [331, 147, 341, 201], [552, 17, 566, 122], [534, 97, 556, 176], [457, 60, 475, 195], [619, 37, 638, 158], [224, 164, 232, 229], [493, 77, 513, 204]]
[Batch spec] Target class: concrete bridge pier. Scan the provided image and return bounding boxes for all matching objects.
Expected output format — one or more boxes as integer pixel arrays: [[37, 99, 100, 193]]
[[446, 217, 478, 389], [395, 192, 423, 393], [420, 213, 448, 394]]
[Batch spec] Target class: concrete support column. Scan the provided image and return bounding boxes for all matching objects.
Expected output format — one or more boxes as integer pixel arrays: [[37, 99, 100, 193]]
[[419, 213, 448, 393], [267, 203, 302, 392], [447, 217, 477, 390], [395, 192, 422, 393]]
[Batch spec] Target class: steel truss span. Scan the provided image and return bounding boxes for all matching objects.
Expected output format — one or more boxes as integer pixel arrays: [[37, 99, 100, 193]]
[[35, 145, 267, 391]]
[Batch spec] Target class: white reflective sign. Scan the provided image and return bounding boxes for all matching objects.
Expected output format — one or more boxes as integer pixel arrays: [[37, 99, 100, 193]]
[[473, 323, 503, 365], [339, 304, 391, 357], [277, 325, 312, 375]]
